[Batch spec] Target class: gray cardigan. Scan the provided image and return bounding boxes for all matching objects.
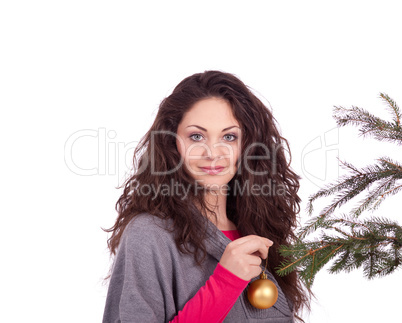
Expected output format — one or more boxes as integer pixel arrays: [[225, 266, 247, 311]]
[[102, 213, 295, 322]]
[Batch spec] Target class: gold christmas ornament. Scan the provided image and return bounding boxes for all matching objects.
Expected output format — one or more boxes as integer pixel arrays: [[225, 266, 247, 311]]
[[247, 256, 278, 309]]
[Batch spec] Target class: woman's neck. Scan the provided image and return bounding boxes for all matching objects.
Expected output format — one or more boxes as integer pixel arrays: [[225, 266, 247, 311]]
[[203, 191, 237, 231]]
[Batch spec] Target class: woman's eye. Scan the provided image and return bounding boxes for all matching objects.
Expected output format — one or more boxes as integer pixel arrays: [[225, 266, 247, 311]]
[[189, 133, 203, 141], [224, 134, 237, 142]]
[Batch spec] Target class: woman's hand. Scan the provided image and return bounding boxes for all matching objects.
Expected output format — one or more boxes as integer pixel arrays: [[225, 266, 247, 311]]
[[219, 235, 273, 281]]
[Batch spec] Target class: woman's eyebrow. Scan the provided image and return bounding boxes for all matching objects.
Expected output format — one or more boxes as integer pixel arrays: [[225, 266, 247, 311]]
[[186, 125, 240, 132]]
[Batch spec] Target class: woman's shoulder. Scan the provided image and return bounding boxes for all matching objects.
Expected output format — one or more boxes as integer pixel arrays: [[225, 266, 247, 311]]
[[114, 213, 178, 262], [123, 212, 175, 242]]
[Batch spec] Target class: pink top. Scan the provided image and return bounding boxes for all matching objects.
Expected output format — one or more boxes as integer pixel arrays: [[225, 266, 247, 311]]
[[169, 230, 249, 323]]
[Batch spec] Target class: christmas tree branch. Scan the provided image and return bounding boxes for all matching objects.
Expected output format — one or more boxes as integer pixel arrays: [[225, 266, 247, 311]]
[[306, 157, 401, 219], [380, 92, 401, 127], [333, 96, 402, 144], [372, 183, 402, 210], [277, 93, 402, 287], [277, 216, 402, 287]]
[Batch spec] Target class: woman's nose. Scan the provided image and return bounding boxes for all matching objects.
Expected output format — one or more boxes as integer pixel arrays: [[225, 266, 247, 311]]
[[203, 142, 229, 160]]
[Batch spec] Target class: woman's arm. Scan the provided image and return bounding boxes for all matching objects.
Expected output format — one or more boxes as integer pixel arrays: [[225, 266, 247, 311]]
[[169, 233, 272, 323], [169, 263, 249, 323], [102, 221, 175, 323]]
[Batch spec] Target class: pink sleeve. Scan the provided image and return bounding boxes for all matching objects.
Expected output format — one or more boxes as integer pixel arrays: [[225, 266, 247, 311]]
[[169, 263, 249, 323]]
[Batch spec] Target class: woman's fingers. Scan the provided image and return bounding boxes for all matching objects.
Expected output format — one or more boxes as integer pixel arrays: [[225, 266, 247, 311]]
[[244, 254, 263, 267], [229, 235, 273, 248], [219, 235, 274, 281], [231, 235, 273, 259]]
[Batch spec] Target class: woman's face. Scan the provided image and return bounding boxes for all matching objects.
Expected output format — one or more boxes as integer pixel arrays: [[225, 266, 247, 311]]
[[176, 97, 241, 190]]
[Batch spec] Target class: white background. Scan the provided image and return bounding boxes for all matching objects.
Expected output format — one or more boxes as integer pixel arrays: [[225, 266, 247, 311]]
[[1, 1, 401, 322]]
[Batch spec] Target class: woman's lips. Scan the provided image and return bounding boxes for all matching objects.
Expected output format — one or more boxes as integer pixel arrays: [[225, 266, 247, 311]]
[[199, 166, 225, 175]]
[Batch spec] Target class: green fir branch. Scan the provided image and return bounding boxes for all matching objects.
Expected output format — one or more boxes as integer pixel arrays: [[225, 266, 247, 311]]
[[333, 94, 402, 144], [351, 177, 396, 216], [278, 93, 402, 288], [380, 92, 401, 127], [277, 216, 402, 287], [306, 157, 402, 219]]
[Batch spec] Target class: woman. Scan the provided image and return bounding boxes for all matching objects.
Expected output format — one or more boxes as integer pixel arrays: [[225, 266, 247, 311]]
[[102, 70, 310, 322]]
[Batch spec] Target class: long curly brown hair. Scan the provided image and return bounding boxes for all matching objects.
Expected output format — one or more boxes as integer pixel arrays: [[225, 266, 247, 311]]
[[104, 70, 310, 318]]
